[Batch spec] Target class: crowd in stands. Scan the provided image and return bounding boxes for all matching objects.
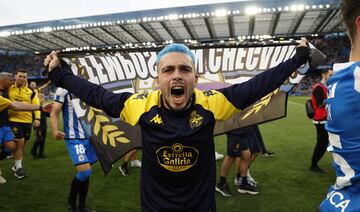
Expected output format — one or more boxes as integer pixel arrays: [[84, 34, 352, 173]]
[[291, 35, 350, 96], [0, 54, 44, 77], [0, 36, 351, 97], [310, 35, 350, 65]]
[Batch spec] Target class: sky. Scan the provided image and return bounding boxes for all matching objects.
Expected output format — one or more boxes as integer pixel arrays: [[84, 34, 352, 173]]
[[0, 0, 243, 27]]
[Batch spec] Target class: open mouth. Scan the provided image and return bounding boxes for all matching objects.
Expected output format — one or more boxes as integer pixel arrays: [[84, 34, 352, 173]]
[[171, 86, 185, 97]]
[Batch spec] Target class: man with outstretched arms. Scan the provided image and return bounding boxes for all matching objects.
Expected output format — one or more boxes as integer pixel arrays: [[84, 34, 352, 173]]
[[320, 0, 360, 211], [45, 39, 309, 211]]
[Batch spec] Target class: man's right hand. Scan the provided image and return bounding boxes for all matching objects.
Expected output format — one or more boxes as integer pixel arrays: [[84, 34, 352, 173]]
[[53, 130, 65, 140], [44, 51, 61, 72]]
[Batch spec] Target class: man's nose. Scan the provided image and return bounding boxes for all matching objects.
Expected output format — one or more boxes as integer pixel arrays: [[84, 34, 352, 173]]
[[172, 69, 183, 80]]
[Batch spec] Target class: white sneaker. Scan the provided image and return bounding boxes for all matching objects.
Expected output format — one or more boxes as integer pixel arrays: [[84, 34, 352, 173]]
[[215, 152, 224, 160], [247, 171, 257, 186], [130, 160, 142, 168], [0, 170, 6, 184], [234, 177, 240, 186]]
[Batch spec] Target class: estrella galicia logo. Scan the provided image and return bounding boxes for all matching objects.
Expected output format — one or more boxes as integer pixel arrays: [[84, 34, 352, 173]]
[[189, 111, 203, 129], [203, 90, 217, 97], [133, 92, 148, 100], [156, 143, 199, 172]]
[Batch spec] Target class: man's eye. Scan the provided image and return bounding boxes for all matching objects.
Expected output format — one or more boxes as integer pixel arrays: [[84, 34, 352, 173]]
[[183, 68, 192, 72]]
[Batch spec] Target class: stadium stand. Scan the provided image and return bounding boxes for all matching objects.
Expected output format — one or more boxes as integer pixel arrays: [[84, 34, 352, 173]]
[[0, 35, 351, 97]]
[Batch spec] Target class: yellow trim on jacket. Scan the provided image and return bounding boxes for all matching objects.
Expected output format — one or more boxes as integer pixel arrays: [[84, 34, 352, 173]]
[[8, 84, 40, 123]]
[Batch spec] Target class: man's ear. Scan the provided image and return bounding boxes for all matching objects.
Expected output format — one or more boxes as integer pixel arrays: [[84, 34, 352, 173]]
[[356, 16, 360, 33], [194, 74, 199, 86], [156, 76, 159, 86]]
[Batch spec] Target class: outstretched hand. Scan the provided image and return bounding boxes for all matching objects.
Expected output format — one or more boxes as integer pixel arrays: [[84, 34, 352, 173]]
[[42, 102, 53, 113], [297, 37, 308, 48], [44, 51, 61, 72]]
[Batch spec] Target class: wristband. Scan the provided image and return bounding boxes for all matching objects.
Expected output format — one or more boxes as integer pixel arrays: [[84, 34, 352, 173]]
[[39, 105, 43, 111]]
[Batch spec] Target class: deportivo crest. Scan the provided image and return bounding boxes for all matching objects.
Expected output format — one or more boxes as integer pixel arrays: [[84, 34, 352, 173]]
[[78, 154, 85, 162], [189, 111, 203, 129], [203, 90, 217, 97], [156, 143, 199, 172], [133, 92, 148, 100]]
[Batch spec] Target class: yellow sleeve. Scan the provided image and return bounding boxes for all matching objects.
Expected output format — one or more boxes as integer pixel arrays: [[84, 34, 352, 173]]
[[31, 92, 41, 119], [120, 91, 161, 126], [0, 95, 11, 112], [194, 89, 240, 121]]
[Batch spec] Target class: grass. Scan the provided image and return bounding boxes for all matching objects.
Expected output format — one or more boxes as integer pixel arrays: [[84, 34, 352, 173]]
[[0, 96, 335, 212]]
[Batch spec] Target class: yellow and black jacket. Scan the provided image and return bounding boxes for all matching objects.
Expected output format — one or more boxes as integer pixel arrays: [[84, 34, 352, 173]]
[[0, 90, 11, 127], [49, 47, 309, 211], [8, 84, 40, 123]]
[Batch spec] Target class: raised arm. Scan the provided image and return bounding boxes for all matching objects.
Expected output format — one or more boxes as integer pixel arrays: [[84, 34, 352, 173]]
[[218, 41, 309, 110], [46, 52, 132, 118]]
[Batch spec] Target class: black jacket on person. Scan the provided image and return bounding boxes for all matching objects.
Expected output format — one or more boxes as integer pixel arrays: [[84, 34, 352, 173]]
[[48, 47, 308, 211]]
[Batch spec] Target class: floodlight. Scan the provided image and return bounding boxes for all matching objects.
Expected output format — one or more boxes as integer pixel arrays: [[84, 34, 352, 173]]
[[42, 27, 52, 32], [0, 31, 10, 37], [291, 5, 297, 11], [215, 9, 227, 17], [245, 7, 258, 15], [298, 4, 305, 11]]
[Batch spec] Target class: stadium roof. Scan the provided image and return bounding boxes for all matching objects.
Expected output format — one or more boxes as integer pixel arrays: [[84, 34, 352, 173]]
[[0, 0, 344, 53]]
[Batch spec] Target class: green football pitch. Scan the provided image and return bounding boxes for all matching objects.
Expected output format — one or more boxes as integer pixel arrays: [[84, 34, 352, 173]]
[[0, 96, 335, 212]]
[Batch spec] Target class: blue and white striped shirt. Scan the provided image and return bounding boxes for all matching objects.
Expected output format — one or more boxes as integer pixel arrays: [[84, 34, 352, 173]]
[[326, 61, 360, 194], [54, 88, 86, 139]]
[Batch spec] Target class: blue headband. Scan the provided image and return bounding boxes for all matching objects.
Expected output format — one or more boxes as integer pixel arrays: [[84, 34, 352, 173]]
[[156, 43, 195, 64]]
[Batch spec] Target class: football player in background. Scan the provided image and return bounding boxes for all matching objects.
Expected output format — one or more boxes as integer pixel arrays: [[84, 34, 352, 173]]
[[320, 0, 360, 211]]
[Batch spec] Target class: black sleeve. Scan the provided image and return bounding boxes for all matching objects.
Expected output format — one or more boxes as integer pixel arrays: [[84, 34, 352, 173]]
[[312, 86, 325, 107], [48, 61, 132, 118], [217, 46, 309, 110]]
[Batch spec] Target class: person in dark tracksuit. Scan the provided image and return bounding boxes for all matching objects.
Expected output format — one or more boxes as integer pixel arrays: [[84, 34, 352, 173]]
[[31, 92, 50, 159], [45, 40, 309, 211]]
